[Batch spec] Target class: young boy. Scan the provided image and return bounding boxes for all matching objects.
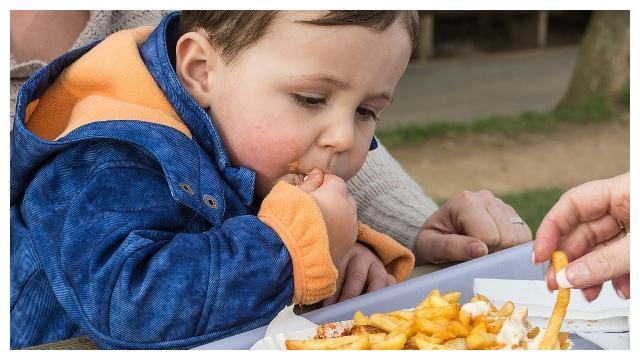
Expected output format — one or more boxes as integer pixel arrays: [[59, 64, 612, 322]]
[[10, 11, 416, 349]]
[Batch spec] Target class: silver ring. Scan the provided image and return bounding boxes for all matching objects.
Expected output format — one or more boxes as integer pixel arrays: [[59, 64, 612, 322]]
[[510, 216, 524, 225]]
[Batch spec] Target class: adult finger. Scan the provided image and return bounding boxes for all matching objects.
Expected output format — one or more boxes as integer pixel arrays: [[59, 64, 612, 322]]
[[297, 168, 324, 193], [555, 233, 629, 289], [612, 273, 630, 300], [336, 254, 371, 303], [581, 284, 603, 302], [501, 201, 532, 247], [484, 200, 519, 252], [535, 174, 629, 264], [555, 215, 621, 263], [455, 200, 502, 253], [418, 230, 488, 264]]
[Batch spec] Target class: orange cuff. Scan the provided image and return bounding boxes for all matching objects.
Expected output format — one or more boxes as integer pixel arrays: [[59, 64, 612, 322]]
[[258, 181, 338, 305], [357, 222, 415, 282]]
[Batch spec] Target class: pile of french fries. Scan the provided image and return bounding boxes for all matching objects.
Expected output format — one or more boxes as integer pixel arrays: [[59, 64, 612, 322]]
[[286, 251, 572, 350]]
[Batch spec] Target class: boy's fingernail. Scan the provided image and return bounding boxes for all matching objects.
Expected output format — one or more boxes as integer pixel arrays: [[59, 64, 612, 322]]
[[467, 242, 487, 258], [555, 268, 574, 289], [616, 288, 628, 300], [565, 262, 590, 287]]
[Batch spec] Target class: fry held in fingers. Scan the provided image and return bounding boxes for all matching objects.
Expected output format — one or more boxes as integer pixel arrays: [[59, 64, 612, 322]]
[[538, 251, 570, 350]]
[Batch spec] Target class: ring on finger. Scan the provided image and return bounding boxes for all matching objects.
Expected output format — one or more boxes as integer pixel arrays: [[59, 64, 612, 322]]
[[509, 216, 524, 225]]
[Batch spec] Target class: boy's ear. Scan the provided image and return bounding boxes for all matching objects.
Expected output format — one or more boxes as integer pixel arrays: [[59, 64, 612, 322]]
[[175, 31, 221, 109]]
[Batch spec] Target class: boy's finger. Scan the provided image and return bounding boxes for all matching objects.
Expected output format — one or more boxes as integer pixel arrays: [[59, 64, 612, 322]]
[[298, 168, 323, 193], [337, 257, 371, 303], [365, 264, 392, 293]]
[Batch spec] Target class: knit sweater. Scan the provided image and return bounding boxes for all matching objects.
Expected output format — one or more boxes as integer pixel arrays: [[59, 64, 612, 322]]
[[9, 10, 439, 251]]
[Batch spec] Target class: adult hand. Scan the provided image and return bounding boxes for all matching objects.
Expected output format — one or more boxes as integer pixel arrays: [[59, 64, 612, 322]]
[[533, 173, 630, 301], [414, 190, 532, 265]]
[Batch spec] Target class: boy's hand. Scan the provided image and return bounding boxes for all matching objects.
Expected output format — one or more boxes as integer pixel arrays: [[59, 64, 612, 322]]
[[298, 169, 358, 264], [322, 242, 396, 306]]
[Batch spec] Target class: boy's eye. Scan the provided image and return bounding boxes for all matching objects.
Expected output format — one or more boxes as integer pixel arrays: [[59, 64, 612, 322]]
[[356, 106, 379, 122], [292, 94, 326, 108]]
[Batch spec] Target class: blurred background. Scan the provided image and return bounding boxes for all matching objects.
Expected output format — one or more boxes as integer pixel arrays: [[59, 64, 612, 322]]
[[376, 10, 630, 233]]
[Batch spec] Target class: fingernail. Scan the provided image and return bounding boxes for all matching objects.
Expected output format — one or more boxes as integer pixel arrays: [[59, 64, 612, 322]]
[[555, 268, 574, 289], [531, 251, 538, 266], [302, 174, 310, 182], [467, 242, 487, 258], [616, 289, 628, 300], [565, 262, 590, 288]]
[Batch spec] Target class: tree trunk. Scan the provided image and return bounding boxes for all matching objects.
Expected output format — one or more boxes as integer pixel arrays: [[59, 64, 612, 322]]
[[557, 10, 629, 109]]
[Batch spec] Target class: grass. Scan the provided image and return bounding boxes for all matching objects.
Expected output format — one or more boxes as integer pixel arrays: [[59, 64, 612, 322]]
[[377, 97, 616, 149]]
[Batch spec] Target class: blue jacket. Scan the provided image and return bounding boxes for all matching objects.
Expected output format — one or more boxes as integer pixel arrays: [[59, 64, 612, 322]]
[[10, 12, 411, 349]]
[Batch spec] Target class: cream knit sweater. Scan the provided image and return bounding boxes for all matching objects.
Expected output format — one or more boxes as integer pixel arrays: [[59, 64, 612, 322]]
[[10, 10, 439, 250]]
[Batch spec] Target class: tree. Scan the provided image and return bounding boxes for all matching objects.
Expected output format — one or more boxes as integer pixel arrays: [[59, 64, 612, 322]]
[[557, 11, 629, 109]]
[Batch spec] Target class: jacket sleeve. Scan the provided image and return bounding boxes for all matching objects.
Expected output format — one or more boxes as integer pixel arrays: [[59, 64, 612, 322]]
[[23, 156, 334, 349]]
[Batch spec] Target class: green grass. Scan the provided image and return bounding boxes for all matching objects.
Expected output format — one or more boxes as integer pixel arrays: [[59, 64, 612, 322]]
[[377, 97, 615, 149], [436, 187, 566, 236]]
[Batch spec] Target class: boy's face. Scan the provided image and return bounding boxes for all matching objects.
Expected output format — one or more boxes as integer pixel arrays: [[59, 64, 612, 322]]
[[197, 11, 412, 198]]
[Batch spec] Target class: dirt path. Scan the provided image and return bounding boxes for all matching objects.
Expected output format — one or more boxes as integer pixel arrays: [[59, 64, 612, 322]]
[[388, 116, 630, 200]]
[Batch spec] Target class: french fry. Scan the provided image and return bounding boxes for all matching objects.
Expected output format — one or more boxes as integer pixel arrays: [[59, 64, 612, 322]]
[[538, 251, 570, 350], [466, 322, 497, 350], [416, 289, 440, 310], [387, 310, 414, 322], [286, 336, 364, 350], [527, 327, 540, 339], [369, 313, 402, 332], [353, 310, 370, 326], [428, 292, 451, 308], [447, 320, 470, 337], [444, 337, 468, 350], [431, 331, 457, 341], [414, 317, 449, 335], [415, 338, 450, 350], [413, 332, 444, 344], [415, 304, 459, 320], [496, 301, 515, 318], [486, 317, 506, 334], [368, 333, 388, 345], [442, 291, 462, 304], [339, 336, 370, 350], [371, 333, 407, 350], [459, 309, 471, 328]]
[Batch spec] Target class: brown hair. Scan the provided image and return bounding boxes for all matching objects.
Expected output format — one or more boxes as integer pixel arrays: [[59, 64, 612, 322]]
[[179, 10, 419, 63]]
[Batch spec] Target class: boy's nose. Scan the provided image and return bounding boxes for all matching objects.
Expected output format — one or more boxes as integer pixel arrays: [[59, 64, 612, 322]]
[[317, 114, 355, 152]]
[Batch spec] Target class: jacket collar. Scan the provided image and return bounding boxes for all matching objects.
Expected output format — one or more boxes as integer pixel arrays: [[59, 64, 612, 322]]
[[139, 12, 255, 206]]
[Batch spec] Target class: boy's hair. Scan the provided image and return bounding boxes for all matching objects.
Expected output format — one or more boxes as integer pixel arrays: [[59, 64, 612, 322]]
[[179, 10, 419, 64]]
